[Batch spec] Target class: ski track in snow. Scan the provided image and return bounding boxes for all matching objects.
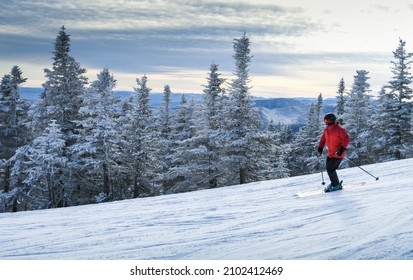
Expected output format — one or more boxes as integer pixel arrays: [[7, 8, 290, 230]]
[[0, 159, 412, 260]]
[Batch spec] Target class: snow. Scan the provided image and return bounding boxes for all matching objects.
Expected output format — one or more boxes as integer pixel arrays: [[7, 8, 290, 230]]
[[0, 158, 412, 260]]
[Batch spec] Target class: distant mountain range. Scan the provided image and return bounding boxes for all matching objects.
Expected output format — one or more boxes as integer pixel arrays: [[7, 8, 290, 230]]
[[253, 97, 336, 130], [19, 87, 337, 130]]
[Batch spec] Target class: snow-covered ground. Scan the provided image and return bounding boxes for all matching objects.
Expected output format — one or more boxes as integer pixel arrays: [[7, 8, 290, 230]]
[[0, 158, 412, 260]]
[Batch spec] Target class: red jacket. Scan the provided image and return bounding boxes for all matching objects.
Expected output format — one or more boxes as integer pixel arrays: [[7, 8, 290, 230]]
[[318, 123, 350, 159]]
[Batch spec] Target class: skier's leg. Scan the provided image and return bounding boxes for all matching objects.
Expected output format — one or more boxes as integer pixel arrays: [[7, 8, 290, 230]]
[[326, 157, 343, 186]]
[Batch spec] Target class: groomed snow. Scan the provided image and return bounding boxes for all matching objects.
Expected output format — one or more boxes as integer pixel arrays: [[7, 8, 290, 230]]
[[0, 158, 412, 260]]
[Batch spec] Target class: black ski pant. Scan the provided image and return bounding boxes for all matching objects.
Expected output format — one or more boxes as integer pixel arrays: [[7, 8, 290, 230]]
[[325, 157, 343, 186]]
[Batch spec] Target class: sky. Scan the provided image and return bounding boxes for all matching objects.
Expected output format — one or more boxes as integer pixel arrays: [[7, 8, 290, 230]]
[[1, 0, 413, 98]]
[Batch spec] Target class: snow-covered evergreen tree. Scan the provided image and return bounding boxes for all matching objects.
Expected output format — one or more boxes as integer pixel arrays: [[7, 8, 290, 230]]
[[0, 66, 30, 193], [263, 123, 291, 180], [122, 75, 162, 197], [10, 120, 69, 209], [165, 95, 198, 193], [291, 94, 324, 175], [385, 39, 413, 159], [336, 78, 346, 119], [159, 85, 172, 140], [269, 122, 293, 146], [26, 27, 87, 205], [221, 33, 269, 184], [167, 63, 227, 192], [372, 87, 400, 162], [30, 26, 87, 140], [201, 63, 226, 187], [271, 144, 291, 179], [158, 85, 174, 192], [203, 63, 226, 131], [0, 66, 30, 160], [70, 68, 123, 202], [343, 70, 373, 165]]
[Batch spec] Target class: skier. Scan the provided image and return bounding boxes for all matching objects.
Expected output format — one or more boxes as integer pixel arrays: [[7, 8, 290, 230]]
[[317, 113, 350, 192]]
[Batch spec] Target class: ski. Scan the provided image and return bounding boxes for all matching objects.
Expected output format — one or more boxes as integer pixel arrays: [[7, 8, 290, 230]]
[[294, 189, 325, 198], [294, 181, 366, 198]]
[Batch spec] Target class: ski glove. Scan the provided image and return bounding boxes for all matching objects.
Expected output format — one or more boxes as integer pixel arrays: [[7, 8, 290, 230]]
[[317, 147, 323, 157], [335, 146, 346, 156]]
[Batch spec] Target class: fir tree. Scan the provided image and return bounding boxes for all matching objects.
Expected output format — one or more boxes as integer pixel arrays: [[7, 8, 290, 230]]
[[0, 66, 30, 159], [201, 63, 226, 187], [0, 66, 30, 193], [159, 85, 172, 139], [122, 75, 162, 197], [168, 63, 227, 192], [336, 78, 346, 118], [31, 26, 88, 140], [272, 144, 291, 179], [343, 70, 373, 165], [70, 68, 123, 201], [385, 39, 413, 159], [222, 33, 267, 184], [158, 85, 173, 192], [372, 87, 400, 161], [291, 94, 324, 175], [262, 124, 291, 180], [203, 63, 225, 131], [10, 120, 69, 209], [166, 95, 198, 193]]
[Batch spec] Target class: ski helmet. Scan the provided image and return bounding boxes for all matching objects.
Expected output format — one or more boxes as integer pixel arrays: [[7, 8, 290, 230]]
[[324, 113, 336, 125]]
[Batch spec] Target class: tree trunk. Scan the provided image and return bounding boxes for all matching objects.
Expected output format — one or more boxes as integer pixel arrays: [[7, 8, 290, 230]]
[[103, 162, 109, 196], [133, 176, 139, 198], [4, 164, 10, 193], [239, 167, 247, 184]]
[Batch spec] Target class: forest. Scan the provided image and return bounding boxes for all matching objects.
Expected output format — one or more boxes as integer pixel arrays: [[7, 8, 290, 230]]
[[1, 26, 413, 212]]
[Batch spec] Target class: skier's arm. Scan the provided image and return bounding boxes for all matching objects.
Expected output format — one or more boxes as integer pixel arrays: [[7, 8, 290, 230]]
[[318, 132, 326, 149], [317, 132, 326, 155]]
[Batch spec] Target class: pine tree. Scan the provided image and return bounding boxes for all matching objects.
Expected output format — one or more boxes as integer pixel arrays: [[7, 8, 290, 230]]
[[70, 68, 123, 202], [291, 94, 324, 175], [272, 144, 291, 179], [31, 26, 88, 140], [0, 66, 30, 159], [122, 75, 162, 197], [385, 39, 413, 159], [167, 63, 227, 192], [0, 66, 30, 193], [159, 85, 172, 139], [201, 63, 226, 187], [203, 63, 226, 131], [10, 120, 69, 209], [343, 70, 373, 165], [165, 95, 198, 193], [158, 85, 173, 192], [372, 87, 400, 161], [336, 78, 346, 118], [222, 33, 267, 184], [263, 123, 291, 180]]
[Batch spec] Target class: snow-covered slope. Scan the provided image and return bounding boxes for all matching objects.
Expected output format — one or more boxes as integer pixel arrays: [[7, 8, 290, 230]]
[[0, 158, 412, 260]]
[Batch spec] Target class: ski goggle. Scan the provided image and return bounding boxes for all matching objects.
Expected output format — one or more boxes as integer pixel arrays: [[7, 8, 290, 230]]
[[324, 119, 333, 124]]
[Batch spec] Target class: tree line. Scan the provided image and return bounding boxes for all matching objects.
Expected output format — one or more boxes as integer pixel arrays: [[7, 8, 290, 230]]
[[1, 27, 412, 212]]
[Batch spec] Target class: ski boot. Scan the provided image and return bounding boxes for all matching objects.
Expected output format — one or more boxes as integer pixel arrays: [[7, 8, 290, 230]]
[[324, 181, 343, 193]]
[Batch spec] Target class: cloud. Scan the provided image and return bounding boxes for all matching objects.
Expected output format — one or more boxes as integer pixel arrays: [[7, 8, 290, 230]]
[[2, 0, 313, 35], [1, 0, 319, 73], [3, 0, 401, 98]]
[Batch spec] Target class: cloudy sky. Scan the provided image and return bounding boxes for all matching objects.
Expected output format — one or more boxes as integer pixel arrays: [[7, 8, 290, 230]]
[[1, 0, 413, 98]]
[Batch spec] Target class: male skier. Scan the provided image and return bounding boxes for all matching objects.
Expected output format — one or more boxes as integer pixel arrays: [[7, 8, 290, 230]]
[[317, 113, 350, 192]]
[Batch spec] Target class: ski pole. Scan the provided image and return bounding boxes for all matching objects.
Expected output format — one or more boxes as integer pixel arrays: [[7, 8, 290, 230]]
[[318, 156, 326, 185], [344, 157, 379, 181]]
